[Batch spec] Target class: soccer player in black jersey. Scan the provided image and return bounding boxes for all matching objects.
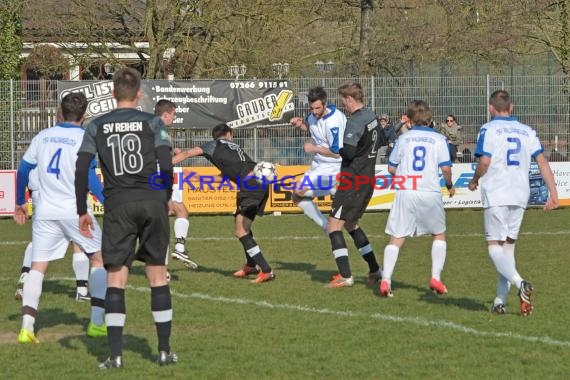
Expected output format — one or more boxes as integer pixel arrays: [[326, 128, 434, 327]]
[[173, 123, 275, 284], [326, 81, 384, 288], [75, 68, 177, 368]]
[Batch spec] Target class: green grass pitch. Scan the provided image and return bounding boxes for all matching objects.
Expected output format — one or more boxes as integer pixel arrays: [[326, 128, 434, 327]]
[[1, 208, 570, 379]]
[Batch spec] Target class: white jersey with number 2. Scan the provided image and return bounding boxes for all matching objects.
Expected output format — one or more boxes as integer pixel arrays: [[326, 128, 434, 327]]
[[475, 116, 543, 208]]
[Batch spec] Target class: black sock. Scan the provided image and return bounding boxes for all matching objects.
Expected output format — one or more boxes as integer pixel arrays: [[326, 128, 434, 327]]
[[21, 266, 30, 274], [76, 279, 88, 288], [239, 234, 271, 273], [151, 285, 172, 353], [105, 287, 126, 358], [329, 231, 351, 278], [349, 228, 379, 273], [242, 232, 257, 267]]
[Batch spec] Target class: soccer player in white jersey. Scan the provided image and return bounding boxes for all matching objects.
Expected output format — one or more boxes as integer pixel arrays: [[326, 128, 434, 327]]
[[380, 100, 455, 297], [469, 90, 559, 316], [290, 86, 346, 232], [15, 167, 104, 301], [13, 92, 107, 343]]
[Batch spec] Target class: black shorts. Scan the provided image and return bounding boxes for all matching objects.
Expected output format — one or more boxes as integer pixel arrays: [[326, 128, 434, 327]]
[[235, 189, 269, 221], [329, 184, 374, 223], [102, 200, 169, 269]]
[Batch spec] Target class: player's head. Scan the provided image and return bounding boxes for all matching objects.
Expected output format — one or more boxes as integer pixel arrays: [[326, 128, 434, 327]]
[[155, 99, 177, 126], [489, 90, 513, 115], [307, 86, 328, 119], [338, 81, 364, 112], [406, 100, 432, 127], [212, 123, 233, 140], [113, 67, 141, 102], [60, 92, 88, 123]]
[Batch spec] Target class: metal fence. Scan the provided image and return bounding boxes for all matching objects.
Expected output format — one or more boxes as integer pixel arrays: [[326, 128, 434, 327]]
[[1, 75, 569, 169]]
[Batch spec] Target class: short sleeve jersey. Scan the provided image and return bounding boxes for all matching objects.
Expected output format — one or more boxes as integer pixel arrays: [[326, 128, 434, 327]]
[[22, 123, 86, 219], [475, 116, 543, 208], [342, 107, 381, 177], [200, 139, 256, 183], [306, 105, 346, 164], [78, 108, 171, 209], [388, 126, 451, 192]]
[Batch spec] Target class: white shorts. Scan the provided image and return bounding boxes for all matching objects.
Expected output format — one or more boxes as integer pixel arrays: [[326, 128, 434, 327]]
[[171, 167, 183, 203], [32, 216, 102, 262], [299, 161, 340, 197], [483, 206, 525, 241], [385, 191, 446, 238]]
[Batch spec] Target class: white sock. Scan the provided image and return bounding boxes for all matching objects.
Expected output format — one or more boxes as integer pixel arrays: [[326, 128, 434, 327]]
[[174, 218, 190, 252], [89, 267, 107, 326], [72, 252, 90, 283], [495, 242, 516, 304], [431, 240, 447, 281], [22, 242, 33, 269], [488, 245, 523, 289], [297, 199, 328, 231], [21, 270, 44, 331], [382, 244, 400, 283]]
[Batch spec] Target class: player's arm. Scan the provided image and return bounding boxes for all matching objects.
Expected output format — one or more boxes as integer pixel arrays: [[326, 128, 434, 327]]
[[469, 127, 491, 191], [387, 140, 400, 175], [87, 158, 105, 204], [535, 153, 559, 210], [173, 147, 204, 165], [440, 165, 455, 197], [290, 116, 308, 132], [304, 143, 340, 158], [468, 156, 490, 190], [14, 159, 37, 224]]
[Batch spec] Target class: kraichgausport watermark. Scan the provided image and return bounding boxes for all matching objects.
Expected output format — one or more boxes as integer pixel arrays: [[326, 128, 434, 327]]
[[147, 171, 423, 191]]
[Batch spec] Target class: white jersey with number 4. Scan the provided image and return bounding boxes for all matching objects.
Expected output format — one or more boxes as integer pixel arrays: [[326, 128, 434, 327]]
[[388, 126, 451, 193], [22, 123, 86, 220], [475, 116, 543, 208]]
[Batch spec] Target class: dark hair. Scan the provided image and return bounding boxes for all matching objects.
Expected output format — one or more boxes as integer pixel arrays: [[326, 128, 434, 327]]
[[154, 99, 176, 116], [60, 92, 88, 122], [338, 81, 364, 102], [489, 90, 511, 112], [406, 100, 432, 126], [447, 114, 457, 123], [113, 67, 141, 101], [307, 86, 327, 104], [212, 123, 232, 139]]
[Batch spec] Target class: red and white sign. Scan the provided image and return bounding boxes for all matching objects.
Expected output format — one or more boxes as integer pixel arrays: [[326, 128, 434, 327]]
[[0, 170, 16, 215]]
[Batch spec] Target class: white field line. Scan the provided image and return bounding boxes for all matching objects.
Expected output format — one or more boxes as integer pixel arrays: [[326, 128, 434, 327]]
[[1, 230, 570, 245], [2, 276, 568, 348]]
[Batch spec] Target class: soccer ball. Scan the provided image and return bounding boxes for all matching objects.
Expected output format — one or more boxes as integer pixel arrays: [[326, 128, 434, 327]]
[[253, 161, 277, 183]]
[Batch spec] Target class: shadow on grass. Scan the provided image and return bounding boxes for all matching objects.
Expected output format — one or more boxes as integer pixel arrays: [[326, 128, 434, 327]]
[[42, 279, 77, 300], [8, 308, 84, 332], [417, 288, 488, 311], [59, 333, 155, 363], [272, 260, 333, 284]]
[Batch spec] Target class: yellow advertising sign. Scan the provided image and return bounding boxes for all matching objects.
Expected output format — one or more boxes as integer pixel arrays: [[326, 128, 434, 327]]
[[181, 167, 238, 214], [180, 165, 332, 214]]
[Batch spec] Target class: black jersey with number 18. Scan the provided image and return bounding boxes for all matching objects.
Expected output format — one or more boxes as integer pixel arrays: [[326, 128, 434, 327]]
[[79, 108, 172, 210]]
